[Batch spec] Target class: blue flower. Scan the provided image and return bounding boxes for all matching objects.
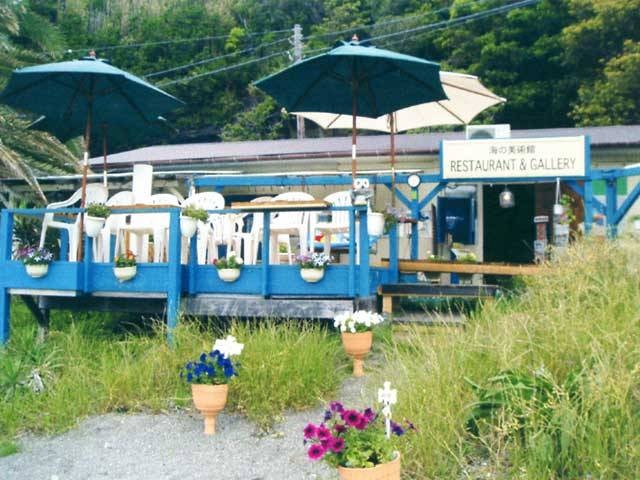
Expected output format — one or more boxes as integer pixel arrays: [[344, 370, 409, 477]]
[[199, 353, 207, 362], [223, 363, 235, 378], [187, 373, 193, 383]]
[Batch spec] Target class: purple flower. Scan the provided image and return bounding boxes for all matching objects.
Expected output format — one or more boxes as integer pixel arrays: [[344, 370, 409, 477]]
[[329, 401, 344, 413], [316, 425, 331, 441], [363, 407, 376, 420], [307, 444, 326, 461], [328, 436, 345, 453], [303, 423, 318, 439], [334, 423, 346, 434], [391, 421, 405, 436], [342, 409, 362, 427], [323, 410, 332, 422]]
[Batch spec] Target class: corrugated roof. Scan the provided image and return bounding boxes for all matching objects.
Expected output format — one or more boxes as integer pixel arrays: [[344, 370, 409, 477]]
[[89, 125, 640, 169]]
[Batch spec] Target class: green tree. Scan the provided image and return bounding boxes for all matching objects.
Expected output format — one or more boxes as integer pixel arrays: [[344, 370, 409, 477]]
[[0, 1, 77, 202]]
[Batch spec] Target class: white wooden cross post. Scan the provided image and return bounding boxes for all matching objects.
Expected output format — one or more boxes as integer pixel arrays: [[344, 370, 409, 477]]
[[377, 381, 397, 439]]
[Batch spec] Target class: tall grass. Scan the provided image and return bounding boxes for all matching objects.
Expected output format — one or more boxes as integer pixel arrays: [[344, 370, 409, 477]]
[[374, 239, 640, 479], [0, 311, 345, 454]]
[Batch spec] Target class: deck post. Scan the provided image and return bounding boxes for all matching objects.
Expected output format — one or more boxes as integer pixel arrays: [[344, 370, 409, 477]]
[[605, 178, 617, 238], [60, 229, 69, 262], [348, 207, 356, 297], [261, 209, 270, 297], [188, 235, 197, 295], [358, 207, 369, 297], [389, 222, 399, 283], [0, 210, 13, 344], [584, 180, 593, 235], [166, 208, 182, 345], [410, 186, 420, 260]]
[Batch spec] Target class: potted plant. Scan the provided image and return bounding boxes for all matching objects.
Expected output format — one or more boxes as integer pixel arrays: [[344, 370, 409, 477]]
[[304, 391, 413, 479], [16, 246, 54, 278], [84, 203, 111, 238], [182, 335, 243, 435], [425, 254, 444, 283], [334, 310, 384, 377], [297, 252, 331, 282], [181, 205, 208, 239], [114, 251, 137, 282], [367, 211, 385, 237], [455, 252, 477, 285], [212, 253, 244, 282]]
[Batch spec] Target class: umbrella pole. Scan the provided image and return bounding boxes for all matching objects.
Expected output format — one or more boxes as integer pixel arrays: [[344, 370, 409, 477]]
[[351, 81, 358, 186], [102, 124, 108, 188], [78, 95, 93, 261], [390, 113, 396, 207]]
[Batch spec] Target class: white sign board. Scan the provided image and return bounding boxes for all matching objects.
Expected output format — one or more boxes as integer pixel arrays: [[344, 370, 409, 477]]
[[441, 136, 588, 180]]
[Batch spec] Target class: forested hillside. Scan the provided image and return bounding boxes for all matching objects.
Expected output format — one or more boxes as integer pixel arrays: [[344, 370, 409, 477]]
[[5, 0, 640, 146]]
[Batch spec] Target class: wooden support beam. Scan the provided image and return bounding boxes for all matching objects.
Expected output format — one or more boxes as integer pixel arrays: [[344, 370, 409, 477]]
[[378, 259, 544, 276]]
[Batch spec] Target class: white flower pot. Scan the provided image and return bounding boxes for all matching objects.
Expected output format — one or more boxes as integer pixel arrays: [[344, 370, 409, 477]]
[[553, 204, 564, 216], [300, 268, 324, 283], [84, 215, 106, 238], [367, 212, 385, 236], [114, 266, 137, 282], [180, 216, 198, 239], [26, 264, 49, 278], [217, 268, 240, 282]]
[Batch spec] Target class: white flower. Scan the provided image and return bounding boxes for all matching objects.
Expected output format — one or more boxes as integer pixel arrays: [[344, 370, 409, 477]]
[[236, 257, 244, 265], [213, 335, 244, 358], [332, 310, 385, 332]]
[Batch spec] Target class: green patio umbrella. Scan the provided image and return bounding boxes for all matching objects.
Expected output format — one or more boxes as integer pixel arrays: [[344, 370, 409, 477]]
[[254, 38, 447, 182], [0, 55, 183, 206]]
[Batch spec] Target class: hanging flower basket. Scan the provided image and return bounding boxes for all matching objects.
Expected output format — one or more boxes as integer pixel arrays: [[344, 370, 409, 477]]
[[300, 268, 324, 283], [180, 215, 198, 239], [367, 213, 385, 237], [217, 268, 241, 282], [84, 215, 106, 238], [26, 264, 49, 278]]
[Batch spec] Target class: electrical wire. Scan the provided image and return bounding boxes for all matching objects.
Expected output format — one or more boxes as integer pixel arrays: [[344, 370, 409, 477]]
[[65, 28, 292, 54], [144, 37, 290, 78]]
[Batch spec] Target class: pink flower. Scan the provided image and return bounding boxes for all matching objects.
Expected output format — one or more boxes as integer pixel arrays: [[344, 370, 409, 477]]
[[308, 444, 326, 461], [329, 436, 345, 453], [334, 423, 346, 434], [303, 423, 318, 439], [355, 416, 369, 430], [316, 424, 332, 441], [342, 409, 362, 427]]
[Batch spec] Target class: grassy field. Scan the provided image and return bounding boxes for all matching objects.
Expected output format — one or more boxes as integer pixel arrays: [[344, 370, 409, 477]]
[[0, 309, 347, 455], [373, 239, 640, 479]]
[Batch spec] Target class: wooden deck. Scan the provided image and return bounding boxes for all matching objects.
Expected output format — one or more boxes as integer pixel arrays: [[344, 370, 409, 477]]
[[377, 259, 544, 276]]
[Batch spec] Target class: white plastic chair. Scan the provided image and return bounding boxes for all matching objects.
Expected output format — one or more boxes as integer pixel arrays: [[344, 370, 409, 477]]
[[115, 193, 181, 263], [269, 191, 316, 264], [96, 191, 134, 262], [315, 190, 352, 256], [233, 196, 273, 264], [181, 192, 225, 264], [39, 184, 108, 262]]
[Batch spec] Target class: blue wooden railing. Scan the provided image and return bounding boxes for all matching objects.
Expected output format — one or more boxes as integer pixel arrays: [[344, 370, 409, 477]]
[[0, 204, 397, 344]]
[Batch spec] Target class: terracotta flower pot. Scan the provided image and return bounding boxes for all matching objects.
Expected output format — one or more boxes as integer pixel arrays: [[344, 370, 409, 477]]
[[338, 452, 401, 480], [217, 268, 241, 282], [300, 268, 324, 283], [341, 331, 373, 377], [25, 264, 49, 278], [191, 383, 228, 435]]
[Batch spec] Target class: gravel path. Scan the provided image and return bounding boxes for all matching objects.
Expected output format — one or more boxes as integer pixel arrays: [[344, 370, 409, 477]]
[[1, 377, 370, 480]]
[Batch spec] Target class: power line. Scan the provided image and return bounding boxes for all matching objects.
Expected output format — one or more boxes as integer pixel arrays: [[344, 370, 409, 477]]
[[65, 28, 292, 54], [371, 0, 541, 43], [157, 0, 540, 87], [158, 50, 287, 87], [144, 37, 290, 79]]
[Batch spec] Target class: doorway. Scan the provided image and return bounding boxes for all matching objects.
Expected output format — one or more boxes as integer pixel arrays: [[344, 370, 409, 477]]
[[483, 184, 535, 264]]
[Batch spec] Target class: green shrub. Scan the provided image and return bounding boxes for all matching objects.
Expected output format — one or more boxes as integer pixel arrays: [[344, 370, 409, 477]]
[[86, 203, 111, 218], [181, 205, 208, 222]]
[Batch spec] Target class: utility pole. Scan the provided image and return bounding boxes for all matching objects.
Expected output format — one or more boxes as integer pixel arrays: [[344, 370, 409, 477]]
[[292, 24, 305, 139]]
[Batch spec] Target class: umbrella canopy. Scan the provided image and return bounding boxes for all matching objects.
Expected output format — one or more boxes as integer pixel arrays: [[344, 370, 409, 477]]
[[293, 71, 506, 132], [0, 55, 183, 202], [254, 39, 447, 181]]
